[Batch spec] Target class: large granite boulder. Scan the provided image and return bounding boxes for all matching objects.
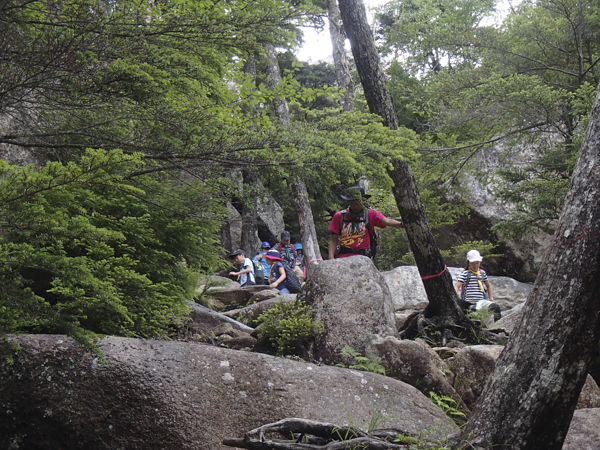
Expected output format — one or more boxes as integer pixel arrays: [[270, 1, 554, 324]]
[[0, 335, 457, 449], [365, 336, 465, 412], [449, 345, 505, 409], [563, 408, 600, 450], [301, 256, 397, 365], [382, 266, 532, 312]]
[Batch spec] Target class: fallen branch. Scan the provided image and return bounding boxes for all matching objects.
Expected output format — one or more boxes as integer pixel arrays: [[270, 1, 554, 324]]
[[223, 418, 414, 449]]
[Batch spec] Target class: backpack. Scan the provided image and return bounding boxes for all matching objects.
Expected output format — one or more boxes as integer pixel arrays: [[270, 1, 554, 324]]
[[269, 262, 302, 294], [282, 265, 302, 293], [276, 243, 296, 268], [338, 208, 377, 258], [252, 259, 265, 285]]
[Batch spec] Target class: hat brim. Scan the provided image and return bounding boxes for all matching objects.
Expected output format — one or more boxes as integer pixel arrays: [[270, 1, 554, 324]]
[[468, 257, 483, 262], [265, 256, 283, 261], [340, 194, 370, 201]]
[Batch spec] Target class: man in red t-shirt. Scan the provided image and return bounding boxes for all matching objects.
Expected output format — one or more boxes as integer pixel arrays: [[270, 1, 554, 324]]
[[328, 186, 403, 259]]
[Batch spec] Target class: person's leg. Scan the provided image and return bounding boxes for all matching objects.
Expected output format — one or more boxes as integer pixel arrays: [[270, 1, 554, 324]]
[[279, 287, 291, 295], [489, 302, 502, 322]]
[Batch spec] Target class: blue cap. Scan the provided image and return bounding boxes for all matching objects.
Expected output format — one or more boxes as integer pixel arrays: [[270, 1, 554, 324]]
[[261, 241, 270, 248], [294, 243, 303, 250]]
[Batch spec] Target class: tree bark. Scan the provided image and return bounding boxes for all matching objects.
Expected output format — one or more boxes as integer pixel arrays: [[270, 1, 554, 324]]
[[327, 0, 354, 112], [240, 169, 261, 257], [264, 44, 322, 260], [264, 43, 290, 126], [338, 0, 474, 341], [290, 180, 323, 262], [457, 84, 600, 450]]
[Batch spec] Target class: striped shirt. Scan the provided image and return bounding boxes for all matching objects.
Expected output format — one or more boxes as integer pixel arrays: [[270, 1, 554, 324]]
[[458, 269, 488, 303]]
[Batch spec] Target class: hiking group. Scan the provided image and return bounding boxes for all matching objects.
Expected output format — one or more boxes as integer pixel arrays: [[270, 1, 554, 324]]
[[229, 185, 500, 321]]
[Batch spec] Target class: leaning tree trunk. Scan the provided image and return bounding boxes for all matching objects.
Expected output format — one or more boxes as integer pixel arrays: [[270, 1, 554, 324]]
[[290, 180, 323, 262], [337, 0, 480, 343], [456, 84, 600, 450], [264, 43, 321, 259], [327, 0, 354, 112]]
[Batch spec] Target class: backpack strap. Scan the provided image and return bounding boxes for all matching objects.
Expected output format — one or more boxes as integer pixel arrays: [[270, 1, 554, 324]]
[[339, 208, 374, 241]]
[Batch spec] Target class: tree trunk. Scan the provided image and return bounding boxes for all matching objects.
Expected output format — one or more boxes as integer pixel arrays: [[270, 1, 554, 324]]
[[457, 84, 600, 450], [264, 44, 321, 260], [327, 0, 354, 112], [264, 43, 290, 126], [240, 169, 261, 257], [338, 0, 474, 342], [290, 180, 323, 262]]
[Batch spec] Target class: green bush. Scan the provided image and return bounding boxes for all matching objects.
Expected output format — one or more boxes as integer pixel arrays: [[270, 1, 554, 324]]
[[255, 299, 323, 355], [0, 149, 227, 349]]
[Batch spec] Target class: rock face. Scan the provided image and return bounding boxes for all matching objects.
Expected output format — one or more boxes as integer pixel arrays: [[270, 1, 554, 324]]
[[449, 345, 505, 409], [301, 256, 397, 365], [184, 301, 254, 336], [381, 266, 532, 312], [563, 408, 600, 450], [0, 335, 457, 450], [436, 141, 556, 282], [222, 294, 297, 321], [365, 336, 463, 410]]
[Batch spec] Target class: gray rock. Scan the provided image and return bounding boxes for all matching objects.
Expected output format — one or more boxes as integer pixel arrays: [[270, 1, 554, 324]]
[[381, 266, 429, 311], [211, 322, 235, 336], [301, 256, 397, 365], [563, 408, 600, 450], [0, 335, 457, 449], [248, 288, 281, 303], [492, 302, 525, 334], [206, 284, 273, 306], [449, 345, 505, 409], [222, 295, 297, 322], [381, 266, 532, 312], [184, 301, 253, 336], [365, 336, 464, 411], [576, 375, 600, 410]]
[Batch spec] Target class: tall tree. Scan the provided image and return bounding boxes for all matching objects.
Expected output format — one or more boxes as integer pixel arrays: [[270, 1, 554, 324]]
[[327, 0, 354, 112], [263, 43, 323, 261], [456, 83, 600, 450], [338, 0, 482, 343]]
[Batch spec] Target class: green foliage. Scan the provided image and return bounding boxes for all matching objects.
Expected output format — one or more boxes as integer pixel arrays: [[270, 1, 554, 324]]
[[0, 150, 227, 348], [336, 345, 387, 376], [400, 241, 502, 266], [255, 299, 323, 355], [428, 391, 466, 425]]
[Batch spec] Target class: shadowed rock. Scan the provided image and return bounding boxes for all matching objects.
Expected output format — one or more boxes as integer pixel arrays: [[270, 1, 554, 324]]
[[0, 335, 457, 450]]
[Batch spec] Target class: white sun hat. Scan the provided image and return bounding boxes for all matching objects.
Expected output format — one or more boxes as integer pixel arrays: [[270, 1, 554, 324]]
[[466, 249, 483, 262]]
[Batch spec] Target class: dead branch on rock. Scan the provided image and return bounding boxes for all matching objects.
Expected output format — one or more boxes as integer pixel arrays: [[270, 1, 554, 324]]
[[222, 418, 414, 449]]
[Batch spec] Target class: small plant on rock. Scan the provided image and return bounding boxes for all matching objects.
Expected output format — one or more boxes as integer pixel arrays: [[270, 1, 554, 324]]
[[337, 345, 387, 376], [255, 299, 323, 355]]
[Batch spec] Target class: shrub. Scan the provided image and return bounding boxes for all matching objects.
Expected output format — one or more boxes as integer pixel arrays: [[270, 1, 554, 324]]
[[255, 299, 323, 355]]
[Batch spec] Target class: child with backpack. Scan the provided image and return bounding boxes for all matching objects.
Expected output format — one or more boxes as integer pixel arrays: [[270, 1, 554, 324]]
[[454, 249, 501, 322], [228, 249, 255, 287], [264, 249, 290, 294]]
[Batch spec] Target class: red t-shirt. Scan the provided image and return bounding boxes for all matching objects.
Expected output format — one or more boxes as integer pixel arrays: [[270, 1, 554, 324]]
[[328, 208, 386, 257]]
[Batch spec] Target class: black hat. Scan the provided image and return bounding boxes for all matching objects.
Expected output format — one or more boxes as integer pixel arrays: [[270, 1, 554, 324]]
[[281, 230, 291, 240], [229, 249, 245, 259], [340, 186, 371, 201]]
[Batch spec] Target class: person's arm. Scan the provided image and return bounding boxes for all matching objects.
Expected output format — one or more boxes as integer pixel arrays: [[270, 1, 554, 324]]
[[381, 217, 403, 228], [455, 281, 463, 295], [271, 265, 286, 288], [328, 234, 339, 260], [485, 280, 493, 301]]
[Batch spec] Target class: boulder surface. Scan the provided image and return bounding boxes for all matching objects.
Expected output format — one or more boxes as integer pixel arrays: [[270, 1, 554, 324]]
[[0, 334, 456, 450]]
